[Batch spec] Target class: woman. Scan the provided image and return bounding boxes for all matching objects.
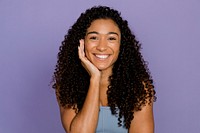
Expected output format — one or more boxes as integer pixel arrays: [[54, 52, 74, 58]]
[[52, 6, 156, 133]]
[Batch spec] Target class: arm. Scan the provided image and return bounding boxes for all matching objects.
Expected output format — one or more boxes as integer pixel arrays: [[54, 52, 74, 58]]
[[129, 103, 154, 133], [57, 40, 101, 133], [58, 76, 100, 133], [128, 80, 155, 133]]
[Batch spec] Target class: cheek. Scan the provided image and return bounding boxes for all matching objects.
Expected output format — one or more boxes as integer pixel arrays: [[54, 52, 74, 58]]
[[84, 41, 96, 52], [83, 43, 91, 58], [113, 44, 120, 53], [114, 47, 121, 59]]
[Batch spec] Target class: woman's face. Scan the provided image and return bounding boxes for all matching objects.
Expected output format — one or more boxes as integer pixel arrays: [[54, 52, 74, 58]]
[[84, 19, 121, 71]]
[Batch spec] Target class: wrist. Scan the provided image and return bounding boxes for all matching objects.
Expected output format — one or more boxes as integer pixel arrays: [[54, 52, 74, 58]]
[[90, 74, 100, 81]]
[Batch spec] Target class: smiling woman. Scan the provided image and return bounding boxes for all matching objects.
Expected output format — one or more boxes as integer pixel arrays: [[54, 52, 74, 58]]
[[52, 6, 156, 133]]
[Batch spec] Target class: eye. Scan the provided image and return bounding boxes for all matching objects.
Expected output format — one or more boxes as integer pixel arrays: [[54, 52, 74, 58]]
[[108, 37, 117, 41], [89, 36, 98, 40]]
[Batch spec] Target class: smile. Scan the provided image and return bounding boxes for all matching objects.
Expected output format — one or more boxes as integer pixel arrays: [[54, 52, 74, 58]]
[[95, 54, 110, 59]]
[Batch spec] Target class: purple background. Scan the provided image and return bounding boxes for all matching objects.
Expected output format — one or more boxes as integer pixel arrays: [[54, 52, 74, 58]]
[[0, 0, 200, 133]]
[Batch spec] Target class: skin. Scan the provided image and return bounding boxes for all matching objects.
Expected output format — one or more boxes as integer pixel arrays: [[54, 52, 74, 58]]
[[57, 19, 154, 133]]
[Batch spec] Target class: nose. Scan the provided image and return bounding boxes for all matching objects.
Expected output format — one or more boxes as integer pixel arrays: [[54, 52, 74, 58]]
[[96, 38, 107, 51]]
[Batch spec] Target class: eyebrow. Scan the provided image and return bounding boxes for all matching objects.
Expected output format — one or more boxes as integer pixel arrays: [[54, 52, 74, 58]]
[[86, 31, 119, 36]]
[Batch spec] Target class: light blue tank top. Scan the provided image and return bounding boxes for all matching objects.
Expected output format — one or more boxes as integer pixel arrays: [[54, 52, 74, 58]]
[[96, 106, 128, 133]]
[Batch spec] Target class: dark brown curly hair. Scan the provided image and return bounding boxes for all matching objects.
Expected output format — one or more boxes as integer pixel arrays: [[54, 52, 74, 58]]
[[52, 5, 156, 129]]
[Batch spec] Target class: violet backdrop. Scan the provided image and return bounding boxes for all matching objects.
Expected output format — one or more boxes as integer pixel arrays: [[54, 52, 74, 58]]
[[0, 0, 200, 133]]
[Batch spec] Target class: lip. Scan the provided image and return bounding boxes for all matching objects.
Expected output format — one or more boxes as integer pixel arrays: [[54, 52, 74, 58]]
[[94, 54, 110, 60]]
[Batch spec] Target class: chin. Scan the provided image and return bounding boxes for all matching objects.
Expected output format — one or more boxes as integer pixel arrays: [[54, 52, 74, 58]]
[[96, 65, 113, 72]]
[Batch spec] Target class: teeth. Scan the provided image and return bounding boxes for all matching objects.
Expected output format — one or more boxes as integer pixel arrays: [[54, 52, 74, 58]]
[[95, 54, 109, 59]]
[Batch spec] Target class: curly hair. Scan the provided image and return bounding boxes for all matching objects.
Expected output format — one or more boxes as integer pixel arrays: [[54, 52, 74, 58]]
[[52, 6, 156, 129]]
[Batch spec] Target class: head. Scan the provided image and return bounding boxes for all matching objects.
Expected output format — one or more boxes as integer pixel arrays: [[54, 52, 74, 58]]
[[62, 6, 138, 72], [84, 18, 121, 72]]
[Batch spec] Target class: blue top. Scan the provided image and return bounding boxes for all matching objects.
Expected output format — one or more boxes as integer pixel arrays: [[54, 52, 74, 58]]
[[96, 106, 128, 133]]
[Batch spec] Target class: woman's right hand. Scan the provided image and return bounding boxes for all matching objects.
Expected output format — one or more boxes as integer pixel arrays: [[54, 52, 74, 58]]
[[78, 39, 101, 78]]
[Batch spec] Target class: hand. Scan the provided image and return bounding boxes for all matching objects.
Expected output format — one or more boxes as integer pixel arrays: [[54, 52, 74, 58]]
[[78, 39, 101, 77]]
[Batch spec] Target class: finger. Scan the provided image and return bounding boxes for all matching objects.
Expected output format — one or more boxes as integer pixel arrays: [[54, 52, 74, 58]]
[[79, 39, 85, 57], [79, 39, 84, 46], [78, 40, 83, 58]]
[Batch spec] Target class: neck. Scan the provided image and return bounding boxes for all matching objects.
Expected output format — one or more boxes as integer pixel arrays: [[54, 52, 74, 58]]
[[99, 67, 112, 85]]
